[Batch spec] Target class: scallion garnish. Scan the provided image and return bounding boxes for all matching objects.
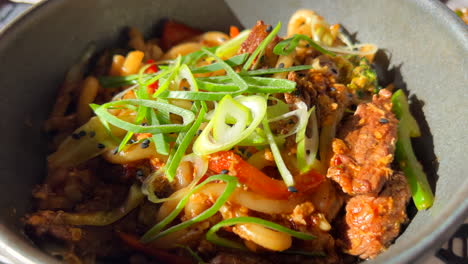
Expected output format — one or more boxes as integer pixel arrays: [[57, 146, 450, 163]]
[[140, 174, 238, 243], [165, 103, 207, 181], [206, 216, 315, 250], [273, 34, 336, 57], [296, 106, 319, 173], [193, 95, 267, 155], [215, 29, 251, 59], [190, 53, 249, 74], [91, 99, 195, 134], [262, 115, 295, 187], [243, 22, 282, 71]]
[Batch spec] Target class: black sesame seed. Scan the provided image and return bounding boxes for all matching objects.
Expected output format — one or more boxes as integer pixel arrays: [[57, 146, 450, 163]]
[[136, 169, 144, 177], [113, 148, 119, 155], [182, 86, 189, 91], [298, 73, 306, 77], [278, 62, 285, 68], [221, 169, 229, 174], [331, 68, 338, 74], [196, 129, 202, 136], [141, 122, 148, 126], [78, 130, 86, 137], [305, 43, 311, 48], [89, 131, 96, 138], [379, 118, 389, 124], [141, 139, 150, 149], [306, 149, 311, 155], [97, 143, 105, 149], [265, 25, 273, 32], [71, 133, 80, 140], [292, 89, 301, 96], [129, 139, 136, 144], [246, 152, 253, 158], [288, 186, 298, 193], [288, 119, 295, 124], [211, 60, 216, 64]]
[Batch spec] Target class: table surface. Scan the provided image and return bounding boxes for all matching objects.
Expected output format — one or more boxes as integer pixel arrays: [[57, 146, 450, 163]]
[[0, 1, 466, 264]]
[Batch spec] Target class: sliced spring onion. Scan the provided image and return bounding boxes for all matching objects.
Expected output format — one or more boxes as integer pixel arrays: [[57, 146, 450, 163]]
[[262, 116, 295, 187], [206, 216, 315, 250], [140, 174, 238, 243], [191, 53, 249, 74], [148, 109, 170, 155], [62, 184, 144, 226], [243, 22, 282, 71], [297, 106, 319, 173], [153, 56, 182, 97], [99, 75, 140, 88], [196, 76, 296, 93], [201, 48, 248, 91], [48, 117, 123, 168], [244, 65, 313, 76], [92, 99, 195, 134], [273, 34, 336, 57], [193, 95, 267, 155], [165, 104, 207, 181], [215, 29, 251, 59], [181, 46, 217, 66]]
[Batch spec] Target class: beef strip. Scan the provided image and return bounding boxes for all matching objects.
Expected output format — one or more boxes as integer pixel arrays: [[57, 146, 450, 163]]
[[238, 21, 281, 68], [340, 172, 410, 259], [327, 89, 398, 195]]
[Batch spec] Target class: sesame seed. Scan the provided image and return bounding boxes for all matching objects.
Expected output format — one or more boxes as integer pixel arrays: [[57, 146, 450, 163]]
[[141, 122, 148, 126], [196, 129, 202, 136], [113, 148, 119, 155], [379, 118, 389, 124], [246, 152, 253, 158], [211, 60, 216, 64], [89, 131, 96, 138], [288, 119, 295, 124], [278, 62, 285, 68], [305, 43, 311, 48], [266, 25, 273, 32], [78, 130, 86, 137], [288, 186, 298, 192], [141, 139, 150, 149], [128, 139, 136, 144], [306, 150, 311, 155], [182, 86, 189, 91], [221, 169, 229, 174], [71, 133, 80, 140], [97, 143, 105, 149], [136, 169, 144, 177]]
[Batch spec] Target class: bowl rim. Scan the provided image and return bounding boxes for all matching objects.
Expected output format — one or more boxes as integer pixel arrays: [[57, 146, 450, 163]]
[[0, 0, 466, 263]]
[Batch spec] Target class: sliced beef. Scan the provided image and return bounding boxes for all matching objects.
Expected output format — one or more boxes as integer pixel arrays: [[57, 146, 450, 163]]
[[340, 172, 410, 259], [327, 89, 398, 195], [238, 21, 281, 68]]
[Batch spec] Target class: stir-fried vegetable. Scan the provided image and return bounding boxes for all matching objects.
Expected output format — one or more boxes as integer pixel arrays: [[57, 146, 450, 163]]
[[274, 34, 335, 57], [392, 90, 434, 210], [206, 216, 315, 250], [193, 95, 267, 155], [141, 175, 238, 243]]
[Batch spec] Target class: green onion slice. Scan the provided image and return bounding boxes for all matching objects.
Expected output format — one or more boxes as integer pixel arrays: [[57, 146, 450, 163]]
[[191, 54, 249, 74], [243, 22, 282, 70], [297, 106, 319, 173], [92, 99, 195, 134], [193, 95, 267, 155], [165, 103, 207, 181], [262, 116, 295, 187], [215, 29, 251, 59], [274, 34, 336, 57], [140, 174, 238, 243], [206, 216, 315, 250]]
